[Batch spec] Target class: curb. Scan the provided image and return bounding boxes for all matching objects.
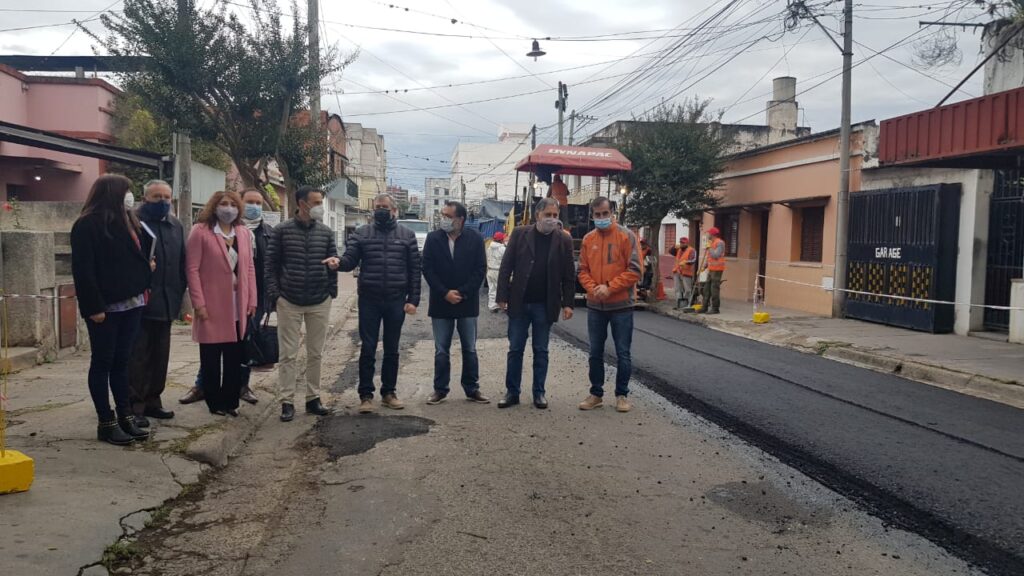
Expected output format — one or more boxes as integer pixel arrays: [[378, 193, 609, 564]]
[[184, 292, 357, 468], [646, 303, 1024, 400]]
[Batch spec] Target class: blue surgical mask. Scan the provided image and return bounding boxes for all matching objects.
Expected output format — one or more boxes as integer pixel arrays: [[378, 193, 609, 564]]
[[594, 218, 612, 230], [243, 203, 263, 221], [140, 200, 170, 220]]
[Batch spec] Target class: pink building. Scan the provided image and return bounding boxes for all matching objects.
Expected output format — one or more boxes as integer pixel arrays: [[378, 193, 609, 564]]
[[0, 64, 120, 202]]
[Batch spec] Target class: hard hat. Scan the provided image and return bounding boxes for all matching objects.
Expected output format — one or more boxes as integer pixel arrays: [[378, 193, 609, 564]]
[[707, 227, 720, 236], [493, 231, 505, 242]]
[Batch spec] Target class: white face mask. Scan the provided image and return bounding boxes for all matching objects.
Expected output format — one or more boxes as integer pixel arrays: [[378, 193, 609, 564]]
[[309, 205, 325, 221], [439, 217, 454, 233], [536, 216, 559, 235], [124, 192, 135, 210]]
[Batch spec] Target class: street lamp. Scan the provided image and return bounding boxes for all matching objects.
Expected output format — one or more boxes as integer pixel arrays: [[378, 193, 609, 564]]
[[526, 39, 546, 61]]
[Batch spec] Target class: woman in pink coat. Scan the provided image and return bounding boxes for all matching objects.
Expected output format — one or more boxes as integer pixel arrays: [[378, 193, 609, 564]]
[[186, 190, 257, 416]]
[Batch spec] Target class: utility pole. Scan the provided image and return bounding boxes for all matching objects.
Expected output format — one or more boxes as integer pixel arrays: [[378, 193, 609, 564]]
[[174, 0, 193, 235], [308, 0, 321, 125], [460, 176, 466, 205], [568, 110, 576, 146], [832, 0, 853, 318], [555, 82, 568, 145]]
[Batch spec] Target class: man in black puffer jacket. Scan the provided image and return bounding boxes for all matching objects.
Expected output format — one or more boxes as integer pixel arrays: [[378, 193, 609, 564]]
[[266, 185, 340, 422], [339, 193, 421, 414]]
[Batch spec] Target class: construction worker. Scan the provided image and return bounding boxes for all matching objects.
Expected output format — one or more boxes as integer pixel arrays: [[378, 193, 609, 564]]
[[673, 237, 697, 308], [486, 231, 506, 312], [700, 227, 726, 315]]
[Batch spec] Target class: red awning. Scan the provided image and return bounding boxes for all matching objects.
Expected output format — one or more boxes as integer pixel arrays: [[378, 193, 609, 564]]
[[514, 145, 632, 176]]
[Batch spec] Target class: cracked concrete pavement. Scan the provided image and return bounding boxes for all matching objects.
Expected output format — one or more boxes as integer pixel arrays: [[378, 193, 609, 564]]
[[106, 302, 984, 576]]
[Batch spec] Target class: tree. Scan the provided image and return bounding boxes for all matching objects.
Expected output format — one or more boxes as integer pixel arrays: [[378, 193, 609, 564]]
[[87, 0, 356, 207], [616, 99, 729, 252]]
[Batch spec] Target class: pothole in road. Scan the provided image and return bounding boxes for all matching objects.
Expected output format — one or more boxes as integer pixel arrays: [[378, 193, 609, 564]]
[[316, 413, 434, 460], [706, 481, 832, 533]]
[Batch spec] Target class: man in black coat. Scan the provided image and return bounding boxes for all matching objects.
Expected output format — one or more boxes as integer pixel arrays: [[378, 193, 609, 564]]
[[128, 180, 186, 426], [339, 193, 421, 414], [421, 200, 489, 405], [496, 197, 575, 409]]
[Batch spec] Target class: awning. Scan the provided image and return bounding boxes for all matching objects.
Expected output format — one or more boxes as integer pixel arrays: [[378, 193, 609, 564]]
[[779, 195, 830, 208], [707, 201, 772, 213], [515, 145, 632, 177]]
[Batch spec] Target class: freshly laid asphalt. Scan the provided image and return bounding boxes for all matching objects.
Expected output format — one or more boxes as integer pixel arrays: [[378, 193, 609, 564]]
[[554, 308, 1024, 576]]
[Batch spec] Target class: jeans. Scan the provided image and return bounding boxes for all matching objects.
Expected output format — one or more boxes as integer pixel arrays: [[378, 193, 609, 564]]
[[199, 340, 244, 412], [587, 308, 634, 398], [85, 307, 144, 421], [196, 307, 265, 392], [504, 302, 552, 398], [432, 317, 479, 396], [702, 270, 723, 310], [358, 296, 407, 399]]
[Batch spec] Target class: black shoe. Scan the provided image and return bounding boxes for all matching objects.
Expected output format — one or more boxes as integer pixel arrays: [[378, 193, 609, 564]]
[[134, 414, 151, 428], [226, 408, 240, 417], [306, 397, 331, 416], [708, 309, 720, 315], [280, 403, 295, 422], [117, 415, 150, 441], [144, 407, 175, 419], [97, 420, 133, 446], [497, 394, 520, 409], [533, 395, 548, 409], [210, 409, 227, 416]]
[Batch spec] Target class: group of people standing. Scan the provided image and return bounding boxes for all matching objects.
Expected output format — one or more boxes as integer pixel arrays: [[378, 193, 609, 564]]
[[71, 173, 645, 446]]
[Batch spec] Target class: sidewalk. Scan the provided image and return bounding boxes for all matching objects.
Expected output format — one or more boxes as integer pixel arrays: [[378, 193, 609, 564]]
[[0, 275, 357, 576], [649, 298, 1024, 409]]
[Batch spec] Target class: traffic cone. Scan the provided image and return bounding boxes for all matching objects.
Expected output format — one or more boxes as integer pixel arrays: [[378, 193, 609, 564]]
[[656, 281, 666, 301]]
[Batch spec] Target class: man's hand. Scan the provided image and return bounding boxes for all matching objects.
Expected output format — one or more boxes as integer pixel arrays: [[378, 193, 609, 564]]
[[89, 312, 106, 324], [404, 303, 417, 315], [562, 307, 573, 321], [322, 257, 340, 271], [593, 285, 610, 300], [498, 301, 508, 311], [196, 306, 209, 321], [444, 290, 463, 304]]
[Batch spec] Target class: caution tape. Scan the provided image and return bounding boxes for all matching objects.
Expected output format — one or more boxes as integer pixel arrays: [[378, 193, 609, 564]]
[[756, 274, 1024, 311], [0, 294, 75, 301]]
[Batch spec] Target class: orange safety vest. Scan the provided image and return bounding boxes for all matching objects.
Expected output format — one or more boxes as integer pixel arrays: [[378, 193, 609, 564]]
[[706, 238, 727, 272], [675, 246, 696, 277]]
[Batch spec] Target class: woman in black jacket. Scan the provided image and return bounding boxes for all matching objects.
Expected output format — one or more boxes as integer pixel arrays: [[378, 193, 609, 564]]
[[71, 174, 153, 445]]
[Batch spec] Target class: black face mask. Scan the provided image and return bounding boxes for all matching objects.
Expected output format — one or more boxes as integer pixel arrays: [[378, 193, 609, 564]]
[[374, 208, 392, 225]]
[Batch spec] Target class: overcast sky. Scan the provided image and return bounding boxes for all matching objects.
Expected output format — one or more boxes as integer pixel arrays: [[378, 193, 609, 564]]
[[0, 0, 998, 192]]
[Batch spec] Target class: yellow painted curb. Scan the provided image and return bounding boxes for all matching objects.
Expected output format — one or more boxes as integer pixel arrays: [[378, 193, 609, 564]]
[[0, 450, 34, 494]]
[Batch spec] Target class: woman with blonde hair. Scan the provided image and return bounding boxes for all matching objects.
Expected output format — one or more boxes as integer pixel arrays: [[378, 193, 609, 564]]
[[185, 190, 257, 416]]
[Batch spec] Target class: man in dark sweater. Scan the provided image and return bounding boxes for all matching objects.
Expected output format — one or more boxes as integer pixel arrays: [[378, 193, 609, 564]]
[[339, 193, 422, 414], [265, 185, 340, 422], [128, 179, 186, 427], [421, 201, 489, 405]]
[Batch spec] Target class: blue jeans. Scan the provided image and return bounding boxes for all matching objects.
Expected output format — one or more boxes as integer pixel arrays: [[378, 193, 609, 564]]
[[432, 317, 479, 396], [85, 307, 144, 421], [587, 308, 634, 397], [358, 296, 407, 399], [504, 303, 552, 398]]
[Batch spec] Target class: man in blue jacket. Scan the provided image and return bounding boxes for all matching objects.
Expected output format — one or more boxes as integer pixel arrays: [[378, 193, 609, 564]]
[[421, 200, 489, 405]]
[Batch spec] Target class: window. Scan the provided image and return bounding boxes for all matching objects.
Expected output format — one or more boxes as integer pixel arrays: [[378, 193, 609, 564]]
[[714, 212, 740, 257], [799, 206, 825, 262], [434, 199, 439, 206]]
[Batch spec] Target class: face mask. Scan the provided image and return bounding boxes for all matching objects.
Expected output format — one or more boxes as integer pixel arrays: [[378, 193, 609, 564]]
[[374, 208, 392, 225], [439, 217, 454, 233], [244, 203, 263, 221], [216, 206, 238, 224], [140, 200, 170, 220], [124, 192, 135, 210], [309, 205, 325, 221], [536, 217, 559, 235], [594, 218, 612, 230]]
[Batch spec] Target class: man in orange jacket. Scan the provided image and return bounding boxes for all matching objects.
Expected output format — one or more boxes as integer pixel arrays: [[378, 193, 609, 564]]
[[577, 196, 642, 413], [701, 226, 727, 315], [673, 236, 696, 308]]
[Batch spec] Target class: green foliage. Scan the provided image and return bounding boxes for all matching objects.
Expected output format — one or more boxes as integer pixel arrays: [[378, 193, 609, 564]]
[[87, 0, 354, 207], [617, 99, 728, 246]]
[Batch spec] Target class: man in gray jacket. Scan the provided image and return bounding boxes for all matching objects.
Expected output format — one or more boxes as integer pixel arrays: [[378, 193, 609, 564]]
[[266, 185, 340, 422], [339, 193, 421, 414]]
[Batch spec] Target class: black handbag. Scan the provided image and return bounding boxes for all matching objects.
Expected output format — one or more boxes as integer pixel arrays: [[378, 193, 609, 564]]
[[244, 316, 279, 367]]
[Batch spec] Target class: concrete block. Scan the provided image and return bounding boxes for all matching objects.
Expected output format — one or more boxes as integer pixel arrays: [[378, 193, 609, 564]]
[[1, 231, 57, 350], [1010, 279, 1023, 345], [0, 449, 35, 494]]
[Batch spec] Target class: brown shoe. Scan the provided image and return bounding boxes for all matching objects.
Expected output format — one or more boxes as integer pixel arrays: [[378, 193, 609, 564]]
[[179, 387, 204, 405], [466, 391, 490, 404], [382, 394, 405, 410], [616, 396, 632, 413], [239, 387, 258, 405], [578, 395, 603, 411], [358, 398, 376, 414], [427, 392, 447, 405]]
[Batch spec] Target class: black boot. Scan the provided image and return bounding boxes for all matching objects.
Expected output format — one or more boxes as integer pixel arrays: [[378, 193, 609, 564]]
[[97, 419, 133, 446], [280, 403, 295, 422], [497, 394, 520, 409], [305, 397, 331, 416], [118, 415, 150, 441]]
